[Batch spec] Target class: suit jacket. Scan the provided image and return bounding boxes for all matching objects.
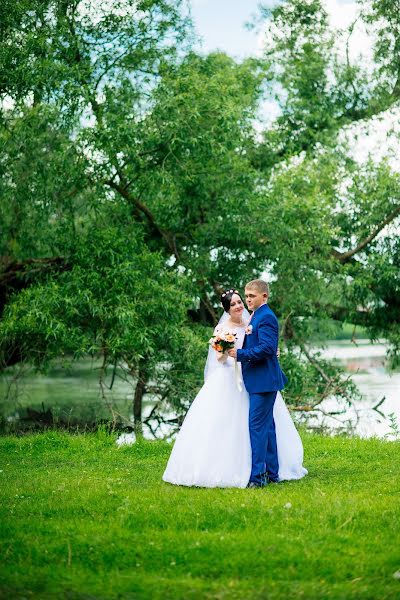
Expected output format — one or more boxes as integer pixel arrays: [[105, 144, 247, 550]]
[[237, 303, 288, 393]]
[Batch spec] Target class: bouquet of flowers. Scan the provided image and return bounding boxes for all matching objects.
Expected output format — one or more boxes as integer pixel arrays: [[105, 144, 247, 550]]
[[209, 329, 238, 353]]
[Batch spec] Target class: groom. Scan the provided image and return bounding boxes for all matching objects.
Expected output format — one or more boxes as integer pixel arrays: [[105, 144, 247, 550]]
[[228, 279, 287, 488]]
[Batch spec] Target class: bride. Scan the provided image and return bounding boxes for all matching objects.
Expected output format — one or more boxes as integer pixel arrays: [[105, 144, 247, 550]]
[[162, 289, 307, 488]]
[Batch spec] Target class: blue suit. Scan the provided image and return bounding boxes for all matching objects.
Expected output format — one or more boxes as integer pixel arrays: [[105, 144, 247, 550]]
[[237, 303, 287, 485]]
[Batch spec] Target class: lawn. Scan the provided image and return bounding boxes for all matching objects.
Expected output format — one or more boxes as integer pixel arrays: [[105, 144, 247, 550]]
[[0, 430, 399, 599]]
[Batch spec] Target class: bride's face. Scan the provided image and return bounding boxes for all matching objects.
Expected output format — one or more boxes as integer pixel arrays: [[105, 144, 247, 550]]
[[229, 294, 244, 318]]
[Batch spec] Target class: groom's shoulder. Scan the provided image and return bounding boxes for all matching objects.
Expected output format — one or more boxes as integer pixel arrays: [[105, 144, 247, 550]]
[[259, 304, 278, 323]]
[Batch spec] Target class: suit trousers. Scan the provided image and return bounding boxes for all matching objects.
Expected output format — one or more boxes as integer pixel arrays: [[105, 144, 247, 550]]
[[248, 391, 278, 484]]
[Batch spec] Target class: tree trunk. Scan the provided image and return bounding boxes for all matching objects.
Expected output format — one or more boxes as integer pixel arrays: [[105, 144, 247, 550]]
[[133, 363, 148, 437]]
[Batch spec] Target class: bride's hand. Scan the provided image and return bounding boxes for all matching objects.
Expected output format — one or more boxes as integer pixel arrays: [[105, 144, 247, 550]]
[[216, 349, 228, 362]]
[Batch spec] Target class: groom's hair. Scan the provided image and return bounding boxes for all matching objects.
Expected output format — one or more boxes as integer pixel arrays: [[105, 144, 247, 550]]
[[245, 279, 269, 296]]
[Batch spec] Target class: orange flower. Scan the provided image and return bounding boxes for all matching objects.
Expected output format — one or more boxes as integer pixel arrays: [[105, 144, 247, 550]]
[[225, 334, 235, 343], [214, 344, 223, 352]]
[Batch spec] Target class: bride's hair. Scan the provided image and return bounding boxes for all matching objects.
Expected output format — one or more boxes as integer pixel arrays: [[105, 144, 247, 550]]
[[220, 288, 243, 313]]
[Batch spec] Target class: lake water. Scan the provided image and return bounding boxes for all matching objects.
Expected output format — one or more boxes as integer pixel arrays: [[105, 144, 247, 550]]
[[304, 341, 400, 439], [0, 341, 399, 439]]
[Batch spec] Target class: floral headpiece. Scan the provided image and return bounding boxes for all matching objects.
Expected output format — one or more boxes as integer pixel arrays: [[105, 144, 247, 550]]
[[221, 288, 239, 298]]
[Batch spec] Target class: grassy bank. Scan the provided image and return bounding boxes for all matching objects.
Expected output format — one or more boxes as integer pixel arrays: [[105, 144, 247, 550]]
[[1, 431, 399, 599]]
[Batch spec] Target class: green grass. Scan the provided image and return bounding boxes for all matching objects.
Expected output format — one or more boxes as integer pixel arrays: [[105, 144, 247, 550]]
[[0, 431, 399, 599]]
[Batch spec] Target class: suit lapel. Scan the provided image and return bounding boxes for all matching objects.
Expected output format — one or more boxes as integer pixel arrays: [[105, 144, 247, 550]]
[[243, 304, 266, 346]]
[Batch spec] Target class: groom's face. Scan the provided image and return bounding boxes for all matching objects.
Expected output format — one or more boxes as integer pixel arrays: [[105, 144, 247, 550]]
[[245, 287, 268, 311]]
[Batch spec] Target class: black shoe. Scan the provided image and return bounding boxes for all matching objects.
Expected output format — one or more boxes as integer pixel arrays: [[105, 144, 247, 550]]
[[247, 481, 263, 488], [267, 476, 280, 484]]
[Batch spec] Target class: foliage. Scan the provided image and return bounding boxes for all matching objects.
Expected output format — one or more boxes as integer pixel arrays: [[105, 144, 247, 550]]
[[1, 215, 186, 366], [0, 0, 400, 426]]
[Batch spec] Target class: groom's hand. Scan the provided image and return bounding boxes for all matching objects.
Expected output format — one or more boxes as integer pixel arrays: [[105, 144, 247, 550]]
[[228, 348, 237, 358]]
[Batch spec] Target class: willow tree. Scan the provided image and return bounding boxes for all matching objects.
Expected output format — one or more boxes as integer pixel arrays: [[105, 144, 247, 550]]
[[1, 0, 399, 430], [0, 0, 265, 430], [246, 0, 400, 408], [0, 0, 199, 432]]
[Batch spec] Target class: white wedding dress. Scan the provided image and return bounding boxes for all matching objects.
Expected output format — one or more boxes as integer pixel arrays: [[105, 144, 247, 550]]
[[162, 324, 307, 488]]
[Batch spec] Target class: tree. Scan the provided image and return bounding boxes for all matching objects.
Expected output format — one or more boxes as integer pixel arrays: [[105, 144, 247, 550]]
[[1, 0, 399, 432], [249, 0, 400, 405]]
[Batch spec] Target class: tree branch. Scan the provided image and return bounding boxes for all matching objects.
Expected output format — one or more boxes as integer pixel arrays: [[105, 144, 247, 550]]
[[332, 204, 400, 264], [0, 256, 70, 288], [345, 17, 361, 102], [105, 179, 179, 259], [299, 342, 332, 384]]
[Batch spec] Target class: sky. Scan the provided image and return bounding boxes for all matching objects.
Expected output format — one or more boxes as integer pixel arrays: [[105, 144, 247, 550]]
[[190, 0, 400, 170], [190, 0, 264, 59], [191, 0, 368, 60]]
